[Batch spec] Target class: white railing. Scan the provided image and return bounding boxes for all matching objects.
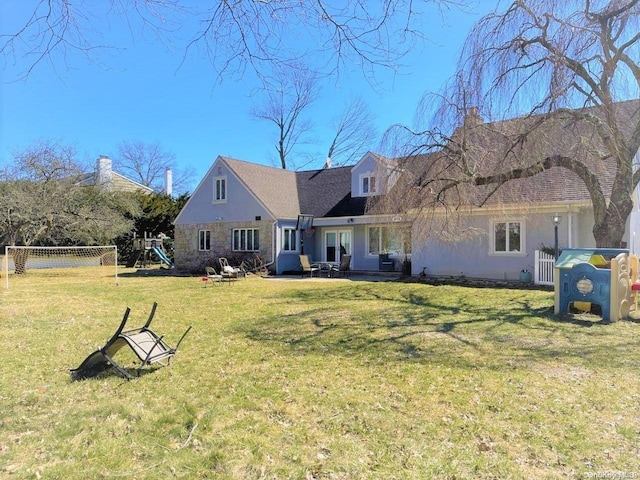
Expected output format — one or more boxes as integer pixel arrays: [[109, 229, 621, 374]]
[[534, 250, 555, 286]]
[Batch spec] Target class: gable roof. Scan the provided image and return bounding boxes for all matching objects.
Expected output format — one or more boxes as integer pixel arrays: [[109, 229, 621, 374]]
[[222, 157, 363, 219], [75, 171, 154, 194], [191, 101, 640, 223], [222, 157, 300, 218]]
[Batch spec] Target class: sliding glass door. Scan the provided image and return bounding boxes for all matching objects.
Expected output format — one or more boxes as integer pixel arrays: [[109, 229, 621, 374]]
[[324, 230, 351, 262]]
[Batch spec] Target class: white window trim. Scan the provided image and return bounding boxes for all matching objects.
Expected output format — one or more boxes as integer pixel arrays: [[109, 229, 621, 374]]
[[323, 229, 353, 262], [366, 225, 411, 257], [282, 227, 299, 253], [366, 225, 380, 256], [232, 228, 260, 252], [489, 218, 526, 256], [198, 230, 211, 251], [213, 176, 227, 203], [359, 172, 377, 196]]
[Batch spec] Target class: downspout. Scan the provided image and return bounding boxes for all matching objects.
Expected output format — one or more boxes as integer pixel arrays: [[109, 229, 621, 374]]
[[567, 212, 573, 248], [272, 221, 278, 274]]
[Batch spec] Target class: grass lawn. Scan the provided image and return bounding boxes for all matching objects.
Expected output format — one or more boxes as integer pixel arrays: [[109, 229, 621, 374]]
[[1, 268, 639, 479]]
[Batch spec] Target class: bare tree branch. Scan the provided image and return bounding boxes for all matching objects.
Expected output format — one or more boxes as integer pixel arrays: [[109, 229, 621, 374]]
[[381, 1, 640, 248], [115, 140, 194, 194], [3, 1, 461, 83], [251, 64, 319, 169], [325, 98, 378, 166], [0, 140, 138, 247]]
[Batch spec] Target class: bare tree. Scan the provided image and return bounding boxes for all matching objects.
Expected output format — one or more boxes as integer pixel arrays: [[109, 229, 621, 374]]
[[382, 0, 640, 248], [115, 140, 194, 194], [251, 66, 319, 170], [2, 1, 457, 82], [326, 98, 378, 166], [0, 0, 175, 80], [0, 140, 139, 249]]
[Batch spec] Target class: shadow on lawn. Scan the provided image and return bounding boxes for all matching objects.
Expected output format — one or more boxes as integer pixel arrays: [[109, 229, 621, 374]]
[[241, 284, 638, 370]]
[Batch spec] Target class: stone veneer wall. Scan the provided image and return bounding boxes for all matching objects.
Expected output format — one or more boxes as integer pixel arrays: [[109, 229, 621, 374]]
[[174, 220, 273, 272]]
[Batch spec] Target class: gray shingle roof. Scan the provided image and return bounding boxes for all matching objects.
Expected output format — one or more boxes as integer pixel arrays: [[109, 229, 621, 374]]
[[296, 166, 357, 217], [223, 101, 640, 220], [222, 157, 362, 219], [222, 157, 300, 218], [391, 99, 640, 208]]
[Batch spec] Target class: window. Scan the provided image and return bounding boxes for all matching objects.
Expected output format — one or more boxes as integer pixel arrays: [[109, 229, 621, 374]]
[[282, 228, 297, 252], [199, 230, 211, 251], [361, 173, 377, 195], [214, 176, 226, 203], [492, 220, 523, 253], [367, 226, 411, 256], [233, 228, 260, 251]]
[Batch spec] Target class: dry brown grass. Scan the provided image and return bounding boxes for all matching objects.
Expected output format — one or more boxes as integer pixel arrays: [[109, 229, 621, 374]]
[[0, 268, 639, 479]]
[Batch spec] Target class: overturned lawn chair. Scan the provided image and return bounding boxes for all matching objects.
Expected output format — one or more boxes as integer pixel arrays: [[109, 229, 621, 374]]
[[70, 302, 192, 381]]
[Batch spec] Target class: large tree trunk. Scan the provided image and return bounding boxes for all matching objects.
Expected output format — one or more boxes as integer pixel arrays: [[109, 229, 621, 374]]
[[593, 196, 634, 248], [12, 249, 29, 275], [471, 154, 637, 249]]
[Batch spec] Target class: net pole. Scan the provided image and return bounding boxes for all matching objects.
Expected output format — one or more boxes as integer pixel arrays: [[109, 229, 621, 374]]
[[4, 246, 8, 290], [3, 245, 118, 288]]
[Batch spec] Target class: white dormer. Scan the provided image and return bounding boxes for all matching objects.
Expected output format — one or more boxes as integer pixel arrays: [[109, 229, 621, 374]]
[[350, 152, 400, 198]]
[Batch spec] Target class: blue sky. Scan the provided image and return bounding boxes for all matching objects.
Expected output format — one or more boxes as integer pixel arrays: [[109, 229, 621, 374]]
[[1, 1, 497, 193]]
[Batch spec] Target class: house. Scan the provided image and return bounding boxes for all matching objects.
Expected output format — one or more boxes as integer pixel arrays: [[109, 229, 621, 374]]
[[390, 100, 640, 281], [173, 154, 412, 274], [76, 156, 155, 194], [174, 100, 640, 281]]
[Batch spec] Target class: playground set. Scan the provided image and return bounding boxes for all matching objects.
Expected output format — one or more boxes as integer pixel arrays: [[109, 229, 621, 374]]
[[554, 248, 640, 322], [127, 233, 173, 269]]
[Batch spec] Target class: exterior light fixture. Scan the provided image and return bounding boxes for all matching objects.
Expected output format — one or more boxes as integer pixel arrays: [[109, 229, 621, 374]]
[[552, 213, 562, 260]]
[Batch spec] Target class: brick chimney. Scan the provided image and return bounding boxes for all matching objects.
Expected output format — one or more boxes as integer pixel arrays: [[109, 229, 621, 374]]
[[464, 107, 483, 128]]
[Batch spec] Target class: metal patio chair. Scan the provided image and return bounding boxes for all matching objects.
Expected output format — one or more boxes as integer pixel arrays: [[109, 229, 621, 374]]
[[70, 303, 191, 381], [330, 254, 352, 277], [219, 257, 243, 281], [204, 266, 223, 286], [299, 254, 319, 277]]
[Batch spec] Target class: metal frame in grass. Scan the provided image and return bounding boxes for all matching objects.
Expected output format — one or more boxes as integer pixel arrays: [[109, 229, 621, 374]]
[[70, 302, 192, 381]]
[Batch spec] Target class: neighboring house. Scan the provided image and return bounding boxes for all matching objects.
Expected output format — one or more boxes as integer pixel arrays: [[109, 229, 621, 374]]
[[174, 101, 640, 280], [76, 156, 155, 194]]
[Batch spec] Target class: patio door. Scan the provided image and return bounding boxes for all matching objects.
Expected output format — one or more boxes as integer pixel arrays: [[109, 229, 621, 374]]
[[324, 230, 351, 262]]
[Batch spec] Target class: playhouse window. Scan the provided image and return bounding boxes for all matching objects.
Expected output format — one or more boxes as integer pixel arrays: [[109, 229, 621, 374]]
[[199, 230, 211, 251], [493, 221, 522, 253]]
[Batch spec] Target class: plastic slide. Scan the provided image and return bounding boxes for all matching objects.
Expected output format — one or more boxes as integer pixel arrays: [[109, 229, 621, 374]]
[[151, 246, 173, 267]]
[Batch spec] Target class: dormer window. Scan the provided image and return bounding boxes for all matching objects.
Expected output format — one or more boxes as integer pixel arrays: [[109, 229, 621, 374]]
[[214, 176, 227, 203], [361, 173, 377, 196]]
